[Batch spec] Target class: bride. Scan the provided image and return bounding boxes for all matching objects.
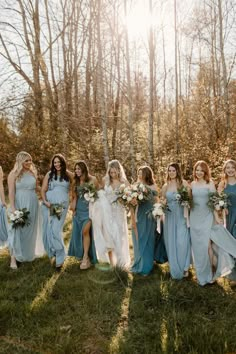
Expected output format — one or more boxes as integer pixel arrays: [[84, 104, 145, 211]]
[[91, 160, 130, 268]]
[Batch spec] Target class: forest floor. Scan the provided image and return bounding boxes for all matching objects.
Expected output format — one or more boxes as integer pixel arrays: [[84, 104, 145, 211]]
[[1, 216, 236, 354]]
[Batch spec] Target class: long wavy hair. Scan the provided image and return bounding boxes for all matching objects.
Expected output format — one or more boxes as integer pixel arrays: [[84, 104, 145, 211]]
[[105, 159, 127, 185], [74, 161, 90, 187], [221, 159, 236, 187], [166, 163, 183, 187], [193, 160, 211, 183], [138, 166, 155, 186], [48, 154, 69, 182], [12, 151, 37, 180]]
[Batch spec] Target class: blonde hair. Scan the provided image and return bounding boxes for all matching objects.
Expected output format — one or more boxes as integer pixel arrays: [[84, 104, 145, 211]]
[[12, 151, 37, 180], [105, 159, 127, 184], [222, 159, 236, 187]]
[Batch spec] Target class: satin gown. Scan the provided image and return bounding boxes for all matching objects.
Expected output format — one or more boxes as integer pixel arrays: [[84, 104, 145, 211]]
[[225, 183, 236, 238], [0, 201, 8, 248], [190, 185, 236, 285], [164, 191, 191, 279], [68, 187, 97, 264], [131, 191, 157, 275], [42, 176, 69, 266], [8, 173, 44, 262]]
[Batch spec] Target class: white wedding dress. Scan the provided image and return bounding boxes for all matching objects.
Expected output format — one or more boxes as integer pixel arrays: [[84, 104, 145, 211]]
[[90, 184, 130, 268]]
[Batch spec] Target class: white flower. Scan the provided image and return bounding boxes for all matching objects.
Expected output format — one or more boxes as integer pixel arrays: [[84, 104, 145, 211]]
[[84, 193, 90, 201], [122, 195, 127, 200], [138, 194, 144, 200], [132, 185, 138, 191], [131, 192, 138, 198], [127, 196, 132, 202], [175, 194, 181, 201], [10, 214, 17, 221], [219, 200, 225, 207], [215, 204, 221, 211], [120, 184, 126, 191]]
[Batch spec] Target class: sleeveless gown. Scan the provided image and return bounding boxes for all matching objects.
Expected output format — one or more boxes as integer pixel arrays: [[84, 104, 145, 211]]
[[8, 173, 44, 262], [164, 191, 191, 279], [0, 201, 8, 248], [190, 185, 236, 286], [68, 186, 97, 263], [224, 183, 236, 238], [131, 191, 157, 275], [42, 177, 69, 266], [104, 184, 130, 268]]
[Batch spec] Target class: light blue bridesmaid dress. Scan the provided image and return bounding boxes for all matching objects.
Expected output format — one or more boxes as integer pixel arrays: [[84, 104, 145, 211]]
[[190, 185, 236, 286], [68, 186, 97, 263], [8, 173, 41, 262], [164, 191, 190, 279], [131, 191, 157, 275], [225, 183, 236, 238], [42, 176, 69, 266], [0, 201, 8, 247]]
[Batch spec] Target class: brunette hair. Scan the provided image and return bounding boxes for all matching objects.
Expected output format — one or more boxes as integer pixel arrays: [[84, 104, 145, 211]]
[[74, 160, 90, 186], [193, 160, 211, 183], [166, 163, 183, 187], [138, 166, 155, 186], [48, 154, 69, 182]]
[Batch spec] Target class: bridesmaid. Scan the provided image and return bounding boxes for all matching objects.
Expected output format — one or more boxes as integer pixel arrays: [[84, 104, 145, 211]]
[[102, 160, 130, 267], [218, 159, 236, 238], [68, 161, 98, 269], [190, 161, 236, 286], [8, 152, 43, 269], [131, 166, 157, 275], [162, 163, 191, 279], [41, 154, 73, 270], [0, 166, 8, 247]]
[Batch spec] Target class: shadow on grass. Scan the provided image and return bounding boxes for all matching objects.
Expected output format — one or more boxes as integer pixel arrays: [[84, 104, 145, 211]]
[[0, 253, 130, 353], [116, 264, 236, 354]]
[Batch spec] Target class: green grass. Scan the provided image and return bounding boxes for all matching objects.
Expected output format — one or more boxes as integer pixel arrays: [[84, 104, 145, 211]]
[[1, 218, 236, 354]]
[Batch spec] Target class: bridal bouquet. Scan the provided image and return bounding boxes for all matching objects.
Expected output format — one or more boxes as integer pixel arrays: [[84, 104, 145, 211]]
[[50, 203, 65, 220], [207, 191, 230, 211], [115, 183, 152, 208], [9, 208, 30, 229], [77, 183, 98, 203], [175, 186, 192, 209]]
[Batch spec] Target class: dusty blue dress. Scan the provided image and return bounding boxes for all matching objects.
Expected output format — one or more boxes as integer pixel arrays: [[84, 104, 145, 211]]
[[190, 185, 236, 285], [154, 221, 168, 264], [0, 201, 8, 247], [225, 183, 236, 238], [164, 191, 191, 279], [68, 186, 97, 263], [131, 191, 157, 275], [42, 176, 69, 266], [8, 173, 42, 262]]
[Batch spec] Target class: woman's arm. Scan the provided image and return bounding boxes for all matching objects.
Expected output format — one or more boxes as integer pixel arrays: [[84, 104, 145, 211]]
[[217, 181, 225, 194], [8, 171, 16, 212], [41, 173, 50, 208], [0, 166, 6, 206]]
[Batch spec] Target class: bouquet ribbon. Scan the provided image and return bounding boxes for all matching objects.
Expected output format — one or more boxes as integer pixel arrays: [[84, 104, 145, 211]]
[[156, 217, 161, 234], [184, 206, 190, 228]]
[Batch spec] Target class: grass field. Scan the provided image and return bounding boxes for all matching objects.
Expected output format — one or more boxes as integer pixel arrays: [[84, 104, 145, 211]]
[[1, 218, 236, 354]]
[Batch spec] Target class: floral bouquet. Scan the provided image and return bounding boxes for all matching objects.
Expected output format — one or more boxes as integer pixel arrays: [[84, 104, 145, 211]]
[[50, 203, 65, 220], [151, 201, 169, 219], [175, 186, 192, 209], [77, 183, 98, 203], [9, 208, 30, 229], [115, 183, 152, 208], [207, 191, 230, 211]]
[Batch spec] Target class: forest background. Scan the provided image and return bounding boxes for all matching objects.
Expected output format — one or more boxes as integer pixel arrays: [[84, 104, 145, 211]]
[[0, 0, 235, 185]]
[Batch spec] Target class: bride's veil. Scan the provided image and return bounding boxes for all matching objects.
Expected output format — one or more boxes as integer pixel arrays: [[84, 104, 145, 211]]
[[104, 160, 127, 185]]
